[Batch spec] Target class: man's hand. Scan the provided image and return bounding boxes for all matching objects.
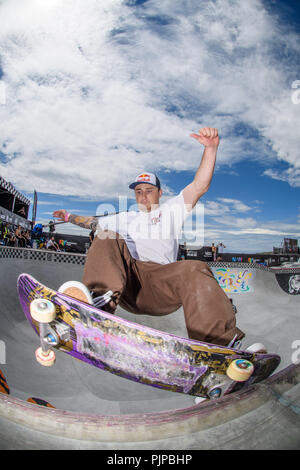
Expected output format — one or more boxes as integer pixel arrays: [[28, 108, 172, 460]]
[[190, 127, 219, 148], [182, 126, 219, 209], [53, 209, 68, 222], [53, 209, 98, 230]]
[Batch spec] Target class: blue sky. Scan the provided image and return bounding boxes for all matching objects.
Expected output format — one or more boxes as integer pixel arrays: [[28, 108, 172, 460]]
[[0, 0, 299, 252]]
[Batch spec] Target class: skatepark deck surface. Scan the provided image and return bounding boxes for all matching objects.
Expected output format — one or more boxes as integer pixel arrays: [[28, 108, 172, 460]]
[[0, 246, 299, 449]]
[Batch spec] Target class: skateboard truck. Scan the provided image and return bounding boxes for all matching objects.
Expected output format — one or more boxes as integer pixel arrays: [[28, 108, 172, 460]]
[[206, 359, 255, 399], [30, 299, 57, 367]]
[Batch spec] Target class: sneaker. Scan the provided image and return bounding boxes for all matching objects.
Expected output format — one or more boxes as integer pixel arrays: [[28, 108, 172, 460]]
[[227, 335, 267, 354], [246, 343, 267, 354], [58, 281, 114, 310], [58, 281, 94, 305]]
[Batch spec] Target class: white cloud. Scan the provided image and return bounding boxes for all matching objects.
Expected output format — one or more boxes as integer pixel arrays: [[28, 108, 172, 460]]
[[217, 198, 252, 213], [212, 216, 257, 229], [0, 0, 299, 199], [189, 195, 300, 251], [203, 197, 252, 216], [202, 200, 230, 216], [263, 168, 300, 188]]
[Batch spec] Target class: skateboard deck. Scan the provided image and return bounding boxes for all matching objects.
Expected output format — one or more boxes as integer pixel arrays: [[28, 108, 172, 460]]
[[18, 273, 281, 399]]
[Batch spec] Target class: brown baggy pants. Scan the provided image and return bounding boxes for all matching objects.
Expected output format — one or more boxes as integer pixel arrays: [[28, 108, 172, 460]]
[[82, 232, 244, 346]]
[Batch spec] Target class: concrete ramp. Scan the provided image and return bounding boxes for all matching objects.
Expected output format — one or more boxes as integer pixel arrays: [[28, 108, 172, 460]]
[[0, 247, 299, 449]]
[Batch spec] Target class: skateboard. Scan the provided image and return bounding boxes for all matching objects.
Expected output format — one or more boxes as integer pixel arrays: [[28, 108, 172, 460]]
[[18, 273, 281, 400]]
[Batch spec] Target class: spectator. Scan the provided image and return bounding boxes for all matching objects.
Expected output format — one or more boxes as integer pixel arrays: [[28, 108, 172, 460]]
[[0, 222, 5, 245], [15, 225, 26, 247], [217, 242, 226, 261], [211, 242, 217, 261], [49, 220, 55, 235], [23, 230, 33, 248], [89, 227, 96, 248], [2, 224, 10, 245], [217, 242, 226, 254], [0, 221, 4, 240], [46, 236, 59, 251], [7, 229, 16, 247]]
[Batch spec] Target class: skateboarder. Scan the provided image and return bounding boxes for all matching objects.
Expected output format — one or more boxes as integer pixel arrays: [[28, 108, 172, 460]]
[[53, 127, 245, 347]]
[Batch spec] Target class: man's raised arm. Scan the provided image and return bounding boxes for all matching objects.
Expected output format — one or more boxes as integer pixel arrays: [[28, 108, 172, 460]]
[[52, 210, 98, 231], [182, 127, 219, 209]]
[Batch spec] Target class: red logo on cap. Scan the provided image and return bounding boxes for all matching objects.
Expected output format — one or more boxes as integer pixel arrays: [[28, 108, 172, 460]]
[[137, 173, 150, 182]]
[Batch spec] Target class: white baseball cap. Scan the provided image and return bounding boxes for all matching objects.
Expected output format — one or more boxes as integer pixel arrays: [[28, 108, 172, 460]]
[[129, 172, 161, 190]]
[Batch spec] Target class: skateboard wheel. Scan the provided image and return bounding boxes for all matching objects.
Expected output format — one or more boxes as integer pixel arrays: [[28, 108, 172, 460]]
[[30, 299, 56, 323], [35, 347, 56, 366], [226, 359, 254, 382]]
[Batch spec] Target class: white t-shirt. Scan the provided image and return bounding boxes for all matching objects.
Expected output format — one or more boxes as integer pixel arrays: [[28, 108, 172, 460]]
[[96, 192, 189, 264], [46, 239, 54, 249]]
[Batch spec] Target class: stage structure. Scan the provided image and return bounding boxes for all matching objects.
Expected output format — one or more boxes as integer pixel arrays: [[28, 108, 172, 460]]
[[0, 175, 31, 229]]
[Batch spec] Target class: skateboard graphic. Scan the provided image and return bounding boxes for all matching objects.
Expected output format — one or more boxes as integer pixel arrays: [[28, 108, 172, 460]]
[[18, 273, 281, 400]]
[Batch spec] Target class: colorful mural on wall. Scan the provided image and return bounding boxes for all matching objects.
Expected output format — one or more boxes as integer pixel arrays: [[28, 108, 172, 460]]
[[213, 268, 255, 294]]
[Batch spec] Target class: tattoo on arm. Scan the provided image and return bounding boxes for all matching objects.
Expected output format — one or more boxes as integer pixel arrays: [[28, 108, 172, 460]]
[[68, 215, 98, 231]]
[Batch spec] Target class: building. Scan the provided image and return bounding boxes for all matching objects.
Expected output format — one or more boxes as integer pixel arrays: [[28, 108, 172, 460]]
[[0, 176, 31, 230]]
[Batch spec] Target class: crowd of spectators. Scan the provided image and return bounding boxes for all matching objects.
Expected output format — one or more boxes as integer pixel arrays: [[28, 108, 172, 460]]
[[0, 221, 86, 253], [0, 221, 61, 251], [0, 222, 33, 248]]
